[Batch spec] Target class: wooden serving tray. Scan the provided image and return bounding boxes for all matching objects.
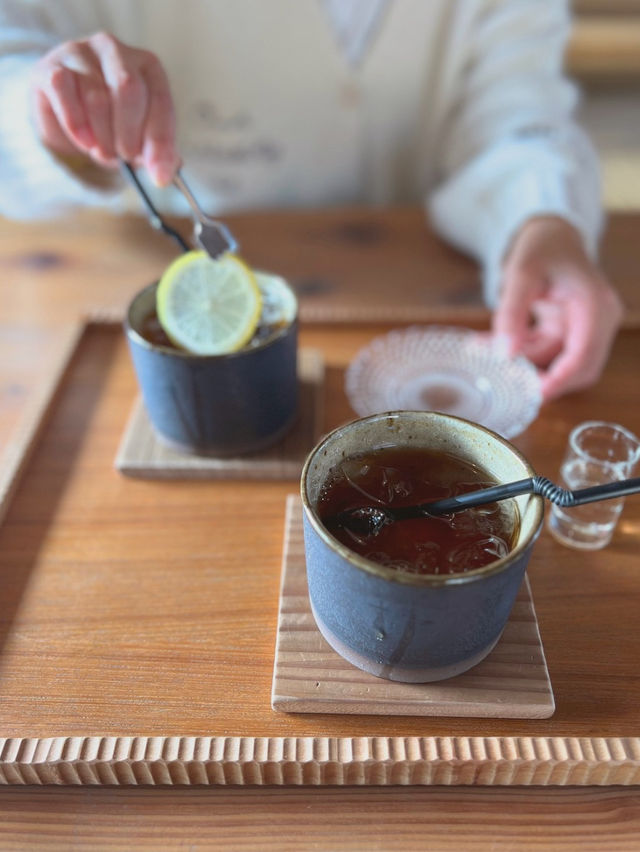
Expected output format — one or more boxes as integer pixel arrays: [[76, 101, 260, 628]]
[[1, 322, 640, 786]]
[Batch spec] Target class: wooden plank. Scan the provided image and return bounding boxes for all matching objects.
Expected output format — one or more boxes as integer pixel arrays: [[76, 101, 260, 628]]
[[1, 211, 639, 330], [1, 786, 639, 851], [573, 1, 640, 17], [568, 17, 640, 75], [0, 322, 84, 525], [115, 348, 325, 480]]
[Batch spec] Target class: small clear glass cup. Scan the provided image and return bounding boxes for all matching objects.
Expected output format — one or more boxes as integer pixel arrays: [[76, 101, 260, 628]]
[[548, 421, 640, 550]]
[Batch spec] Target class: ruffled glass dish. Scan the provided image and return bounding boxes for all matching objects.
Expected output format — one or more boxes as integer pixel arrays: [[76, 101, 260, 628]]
[[345, 326, 542, 439]]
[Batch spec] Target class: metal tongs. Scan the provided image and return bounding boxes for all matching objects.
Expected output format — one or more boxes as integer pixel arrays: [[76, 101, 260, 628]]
[[172, 171, 238, 258], [121, 162, 238, 259]]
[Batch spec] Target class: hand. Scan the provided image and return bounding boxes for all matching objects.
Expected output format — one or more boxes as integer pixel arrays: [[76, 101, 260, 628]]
[[30, 31, 180, 185], [492, 216, 623, 401]]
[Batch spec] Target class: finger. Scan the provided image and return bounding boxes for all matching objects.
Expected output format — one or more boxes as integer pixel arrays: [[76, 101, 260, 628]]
[[539, 272, 623, 401], [32, 89, 80, 156], [90, 33, 148, 161], [519, 333, 563, 368], [139, 54, 180, 185], [42, 64, 95, 150], [62, 39, 120, 163], [538, 297, 601, 400], [75, 72, 116, 162], [540, 352, 598, 401], [518, 300, 565, 366], [492, 269, 543, 356]]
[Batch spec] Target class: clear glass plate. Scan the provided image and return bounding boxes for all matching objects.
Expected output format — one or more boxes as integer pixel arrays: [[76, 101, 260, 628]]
[[345, 326, 542, 439]]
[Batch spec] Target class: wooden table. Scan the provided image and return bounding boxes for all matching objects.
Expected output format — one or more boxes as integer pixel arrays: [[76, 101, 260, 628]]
[[1, 208, 640, 849]]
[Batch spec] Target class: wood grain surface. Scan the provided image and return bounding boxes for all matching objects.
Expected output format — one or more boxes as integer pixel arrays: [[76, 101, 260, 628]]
[[568, 15, 640, 76], [1, 210, 640, 847], [0, 322, 84, 527], [1, 209, 639, 330], [272, 496, 554, 719], [1, 786, 639, 851]]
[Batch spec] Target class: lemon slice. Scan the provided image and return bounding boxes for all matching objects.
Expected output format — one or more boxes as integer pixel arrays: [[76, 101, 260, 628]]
[[156, 251, 262, 355]]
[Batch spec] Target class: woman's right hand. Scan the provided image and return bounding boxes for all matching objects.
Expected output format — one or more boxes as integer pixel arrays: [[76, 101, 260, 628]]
[[30, 31, 180, 185]]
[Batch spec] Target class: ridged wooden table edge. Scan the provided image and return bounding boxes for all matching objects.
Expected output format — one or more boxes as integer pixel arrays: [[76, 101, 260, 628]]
[[1, 736, 640, 785]]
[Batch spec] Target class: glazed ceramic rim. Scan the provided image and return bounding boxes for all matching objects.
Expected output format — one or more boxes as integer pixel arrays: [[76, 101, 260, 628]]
[[124, 276, 298, 360], [300, 410, 544, 588]]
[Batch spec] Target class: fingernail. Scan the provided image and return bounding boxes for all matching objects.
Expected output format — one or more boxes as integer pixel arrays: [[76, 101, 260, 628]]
[[150, 160, 175, 187]]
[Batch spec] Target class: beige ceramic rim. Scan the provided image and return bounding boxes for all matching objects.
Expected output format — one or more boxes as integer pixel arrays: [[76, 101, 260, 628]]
[[300, 411, 544, 588]]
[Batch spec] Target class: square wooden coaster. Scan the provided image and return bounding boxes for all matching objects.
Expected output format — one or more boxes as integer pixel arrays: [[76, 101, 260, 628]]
[[115, 348, 324, 480], [272, 495, 555, 718]]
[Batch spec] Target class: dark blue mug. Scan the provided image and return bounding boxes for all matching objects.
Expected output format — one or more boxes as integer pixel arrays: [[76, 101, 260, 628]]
[[301, 411, 544, 682], [125, 273, 298, 456]]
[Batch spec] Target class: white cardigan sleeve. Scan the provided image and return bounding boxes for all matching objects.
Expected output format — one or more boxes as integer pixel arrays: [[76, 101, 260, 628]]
[[427, 0, 603, 306], [0, 1, 123, 220]]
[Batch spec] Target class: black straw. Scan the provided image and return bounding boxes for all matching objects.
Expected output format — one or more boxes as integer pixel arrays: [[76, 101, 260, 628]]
[[333, 475, 640, 534], [408, 475, 640, 518]]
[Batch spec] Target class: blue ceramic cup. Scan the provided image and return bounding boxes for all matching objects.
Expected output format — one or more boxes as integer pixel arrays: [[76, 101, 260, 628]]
[[125, 272, 298, 456], [300, 411, 543, 682]]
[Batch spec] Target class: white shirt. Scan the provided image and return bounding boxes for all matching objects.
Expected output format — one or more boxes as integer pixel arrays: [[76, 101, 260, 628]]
[[0, 0, 603, 304]]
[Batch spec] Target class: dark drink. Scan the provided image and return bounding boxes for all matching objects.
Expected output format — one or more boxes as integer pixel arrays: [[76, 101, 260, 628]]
[[317, 446, 519, 576], [138, 309, 174, 348]]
